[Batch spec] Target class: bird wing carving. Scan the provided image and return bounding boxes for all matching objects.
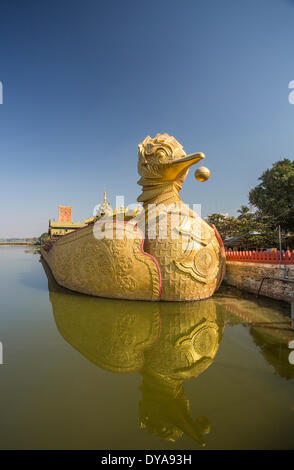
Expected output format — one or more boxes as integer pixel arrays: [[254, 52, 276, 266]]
[[167, 205, 220, 284]]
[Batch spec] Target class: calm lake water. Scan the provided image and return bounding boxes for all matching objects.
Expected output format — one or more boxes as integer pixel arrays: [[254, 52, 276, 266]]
[[0, 247, 294, 450]]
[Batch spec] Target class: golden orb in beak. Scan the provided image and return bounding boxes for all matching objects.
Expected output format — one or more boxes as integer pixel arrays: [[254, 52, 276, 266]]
[[194, 166, 211, 182]]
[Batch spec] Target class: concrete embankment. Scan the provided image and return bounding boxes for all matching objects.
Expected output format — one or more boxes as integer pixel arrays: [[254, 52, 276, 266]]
[[224, 262, 294, 303]]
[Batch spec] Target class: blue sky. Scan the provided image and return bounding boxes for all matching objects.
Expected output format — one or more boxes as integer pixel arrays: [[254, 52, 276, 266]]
[[0, 0, 294, 237]]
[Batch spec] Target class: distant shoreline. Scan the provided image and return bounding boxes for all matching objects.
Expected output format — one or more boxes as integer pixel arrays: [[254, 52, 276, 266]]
[[0, 243, 35, 246]]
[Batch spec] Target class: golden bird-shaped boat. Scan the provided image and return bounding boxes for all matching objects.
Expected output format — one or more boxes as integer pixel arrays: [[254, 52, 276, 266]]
[[41, 134, 225, 301]]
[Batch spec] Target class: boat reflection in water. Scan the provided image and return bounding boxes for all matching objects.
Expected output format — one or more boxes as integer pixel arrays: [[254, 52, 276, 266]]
[[42, 260, 226, 446], [139, 301, 225, 445]]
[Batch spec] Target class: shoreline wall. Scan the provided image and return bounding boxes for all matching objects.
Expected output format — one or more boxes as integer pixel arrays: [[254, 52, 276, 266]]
[[224, 261, 294, 303]]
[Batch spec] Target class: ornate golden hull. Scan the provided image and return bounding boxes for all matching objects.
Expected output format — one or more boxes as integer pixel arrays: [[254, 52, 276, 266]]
[[41, 215, 225, 302], [41, 222, 161, 301]]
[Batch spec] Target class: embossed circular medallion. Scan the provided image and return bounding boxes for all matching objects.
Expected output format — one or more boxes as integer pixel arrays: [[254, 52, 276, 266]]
[[194, 248, 217, 279]]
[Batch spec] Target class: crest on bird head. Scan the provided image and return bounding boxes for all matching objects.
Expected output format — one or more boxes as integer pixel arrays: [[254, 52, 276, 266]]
[[138, 133, 185, 164]]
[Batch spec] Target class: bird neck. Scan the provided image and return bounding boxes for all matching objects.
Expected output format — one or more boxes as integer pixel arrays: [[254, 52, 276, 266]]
[[137, 179, 183, 207]]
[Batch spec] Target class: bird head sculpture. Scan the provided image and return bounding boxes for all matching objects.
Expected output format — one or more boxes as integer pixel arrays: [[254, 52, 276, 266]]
[[137, 133, 204, 206]]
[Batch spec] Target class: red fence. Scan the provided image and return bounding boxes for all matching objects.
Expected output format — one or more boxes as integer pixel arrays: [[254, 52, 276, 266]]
[[225, 250, 294, 265]]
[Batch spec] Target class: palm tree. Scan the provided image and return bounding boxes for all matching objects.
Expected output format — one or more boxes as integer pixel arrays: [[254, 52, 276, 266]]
[[237, 205, 250, 219]]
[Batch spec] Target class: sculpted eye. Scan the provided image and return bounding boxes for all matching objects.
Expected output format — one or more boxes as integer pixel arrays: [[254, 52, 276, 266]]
[[156, 149, 168, 160]]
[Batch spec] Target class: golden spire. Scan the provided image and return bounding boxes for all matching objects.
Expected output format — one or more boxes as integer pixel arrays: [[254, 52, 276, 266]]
[[104, 190, 107, 204]]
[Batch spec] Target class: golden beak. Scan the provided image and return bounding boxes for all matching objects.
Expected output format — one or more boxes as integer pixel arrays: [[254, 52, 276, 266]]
[[162, 152, 205, 180]]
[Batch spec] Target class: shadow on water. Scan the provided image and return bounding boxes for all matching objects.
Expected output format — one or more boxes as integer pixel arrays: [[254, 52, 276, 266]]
[[18, 258, 49, 292], [41, 259, 294, 446]]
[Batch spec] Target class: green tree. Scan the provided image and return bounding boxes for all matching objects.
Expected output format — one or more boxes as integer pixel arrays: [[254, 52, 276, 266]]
[[249, 159, 294, 232], [206, 213, 238, 240], [207, 210, 279, 249], [36, 232, 49, 245], [236, 212, 278, 249], [237, 205, 250, 219]]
